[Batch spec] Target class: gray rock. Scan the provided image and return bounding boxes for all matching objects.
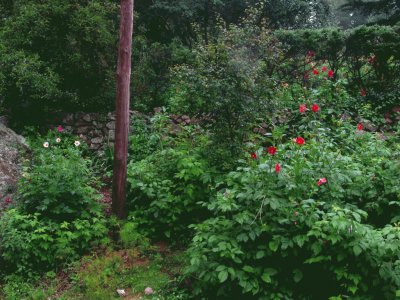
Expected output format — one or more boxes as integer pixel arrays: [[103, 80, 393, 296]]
[[108, 130, 115, 141], [0, 124, 28, 203], [91, 137, 103, 144], [83, 114, 92, 122], [106, 121, 116, 130]]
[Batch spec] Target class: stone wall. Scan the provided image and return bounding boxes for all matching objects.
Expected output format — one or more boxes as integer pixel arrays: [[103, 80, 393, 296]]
[[53, 111, 199, 150]]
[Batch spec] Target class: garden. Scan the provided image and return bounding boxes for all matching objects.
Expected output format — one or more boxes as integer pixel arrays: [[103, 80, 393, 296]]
[[0, 1, 399, 299]]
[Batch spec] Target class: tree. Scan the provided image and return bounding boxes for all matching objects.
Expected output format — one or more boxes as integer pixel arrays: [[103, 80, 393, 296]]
[[260, 0, 333, 29], [0, 0, 118, 124], [341, 0, 400, 25], [112, 0, 134, 219]]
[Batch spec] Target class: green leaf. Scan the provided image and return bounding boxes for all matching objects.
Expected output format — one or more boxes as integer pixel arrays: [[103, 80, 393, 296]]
[[255, 251, 265, 259], [293, 269, 303, 283], [353, 245, 362, 256], [218, 270, 228, 283], [261, 268, 277, 284], [269, 240, 279, 252]]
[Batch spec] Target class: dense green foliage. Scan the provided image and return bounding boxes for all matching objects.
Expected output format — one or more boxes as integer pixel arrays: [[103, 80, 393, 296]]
[[1, 1, 400, 299], [187, 124, 400, 299], [0, 130, 109, 275], [0, 0, 118, 121]]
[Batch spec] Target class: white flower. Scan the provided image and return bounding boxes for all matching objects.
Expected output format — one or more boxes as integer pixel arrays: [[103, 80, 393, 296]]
[[56, 138, 61, 143], [74, 141, 81, 147], [43, 142, 49, 148]]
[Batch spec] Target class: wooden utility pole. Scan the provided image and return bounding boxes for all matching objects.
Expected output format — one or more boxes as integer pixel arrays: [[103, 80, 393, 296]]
[[112, 0, 134, 219]]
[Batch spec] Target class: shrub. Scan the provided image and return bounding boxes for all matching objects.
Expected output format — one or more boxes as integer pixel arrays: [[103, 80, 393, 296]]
[[0, 130, 109, 275], [0, 208, 108, 274], [18, 131, 100, 221], [186, 121, 400, 299], [127, 120, 215, 241]]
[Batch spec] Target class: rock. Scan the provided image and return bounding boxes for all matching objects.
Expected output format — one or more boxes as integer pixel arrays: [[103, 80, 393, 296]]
[[0, 115, 9, 127], [76, 126, 89, 134], [62, 113, 74, 125], [91, 137, 103, 144], [107, 112, 116, 120], [90, 143, 101, 150], [116, 289, 127, 297], [106, 121, 115, 130], [83, 114, 92, 122], [108, 130, 115, 141], [0, 124, 28, 204]]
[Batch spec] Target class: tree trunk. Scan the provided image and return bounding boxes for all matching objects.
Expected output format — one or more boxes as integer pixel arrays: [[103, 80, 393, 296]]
[[112, 0, 134, 219]]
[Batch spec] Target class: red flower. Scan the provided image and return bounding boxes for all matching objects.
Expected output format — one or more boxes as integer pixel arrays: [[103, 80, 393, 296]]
[[295, 137, 305, 145], [307, 50, 315, 57], [4, 197, 11, 204], [267, 146, 277, 155], [251, 152, 257, 159], [313, 69, 319, 75], [275, 163, 281, 173], [299, 104, 307, 113], [57, 125, 63, 132], [357, 123, 363, 131], [360, 88, 366, 97], [328, 70, 334, 78], [322, 66, 327, 72], [312, 104, 319, 113], [317, 178, 327, 186]]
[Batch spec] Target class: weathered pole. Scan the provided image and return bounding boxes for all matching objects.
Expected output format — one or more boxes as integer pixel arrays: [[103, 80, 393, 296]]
[[112, 0, 134, 219]]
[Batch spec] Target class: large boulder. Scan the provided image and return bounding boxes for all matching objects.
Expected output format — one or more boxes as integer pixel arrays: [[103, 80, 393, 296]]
[[0, 123, 28, 206]]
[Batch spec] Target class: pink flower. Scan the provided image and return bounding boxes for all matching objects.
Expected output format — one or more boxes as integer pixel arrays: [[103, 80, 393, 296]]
[[275, 163, 281, 173], [328, 70, 334, 78], [299, 104, 307, 113], [57, 125, 63, 132], [4, 197, 11, 204], [295, 137, 305, 145], [144, 287, 154, 295], [322, 66, 327, 72], [317, 178, 327, 186]]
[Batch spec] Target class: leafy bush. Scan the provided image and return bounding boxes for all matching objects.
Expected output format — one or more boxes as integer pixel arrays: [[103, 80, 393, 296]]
[[0, 209, 108, 275], [127, 118, 215, 241], [18, 131, 100, 221], [166, 17, 281, 161], [186, 120, 400, 299], [0, 130, 109, 275]]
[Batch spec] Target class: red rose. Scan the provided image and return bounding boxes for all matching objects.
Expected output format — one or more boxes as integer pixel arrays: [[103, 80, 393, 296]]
[[328, 70, 334, 78], [295, 137, 305, 145], [357, 123, 363, 131], [251, 152, 257, 159], [275, 163, 281, 173], [317, 178, 327, 186], [312, 104, 319, 113], [299, 104, 307, 113], [267, 146, 277, 155], [322, 66, 327, 72], [313, 69, 319, 75]]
